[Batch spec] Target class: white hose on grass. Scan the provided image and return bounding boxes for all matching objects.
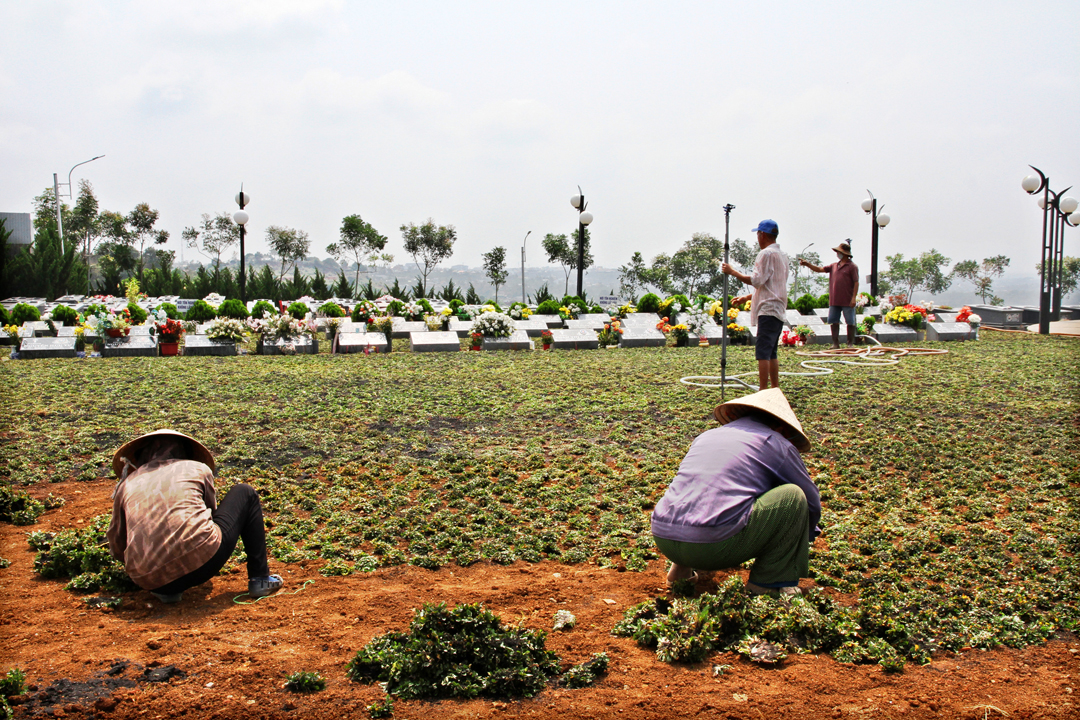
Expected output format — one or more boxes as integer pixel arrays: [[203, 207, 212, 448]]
[[680, 335, 948, 391]]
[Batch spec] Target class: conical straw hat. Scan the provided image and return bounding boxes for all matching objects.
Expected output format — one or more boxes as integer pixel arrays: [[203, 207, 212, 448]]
[[112, 429, 215, 478], [713, 388, 811, 452]]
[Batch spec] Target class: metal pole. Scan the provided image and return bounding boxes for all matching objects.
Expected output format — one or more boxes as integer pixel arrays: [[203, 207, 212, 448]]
[[1039, 183, 1051, 334], [870, 198, 879, 299], [720, 203, 734, 403], [521, 230, 531, 304], [53, 173, 64, 240], [1053, 208, 1065, 319], [238, 185, 247, 304], [576, 192, 586, 299]]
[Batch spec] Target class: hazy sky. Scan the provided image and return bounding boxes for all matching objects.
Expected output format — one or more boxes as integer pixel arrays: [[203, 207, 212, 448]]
[[3, 1, 1077, 281]]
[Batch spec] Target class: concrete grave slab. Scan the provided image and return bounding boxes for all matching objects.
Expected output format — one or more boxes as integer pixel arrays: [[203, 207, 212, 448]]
[[873, 325, 919, 344], [550, 328, 598, 350], [23, 321, 54, 337], [257, 336, 318, 355], [56, 326, 76, 337], [411, 331, 461, 352], [447, 318, 474, 337], [926, 322, 976, 342], [103, 335, 158, 358], [336, 332, 389, 354], [578, 313, 612, 324], [391, 318, 427, 338], [970, 305, 1024, 328], [183, 335, 237, 356], [18, 336, 77, 359], [565, 318, 607, 331], [619, 326, 666, 348], [623, 312, 661, 326], [483, 330, 533, 351], [512, 319, 550, 337], [531, 314, 564, 328]]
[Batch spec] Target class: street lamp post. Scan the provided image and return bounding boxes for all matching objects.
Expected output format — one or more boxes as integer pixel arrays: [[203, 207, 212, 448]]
[[1022, 167, 1079, 333], [52, 155, 105, 296], [861, 191, 891, 299], [570, 186, 594, 299], [520, 230, 532, 304], [234, 187, 251, 304]]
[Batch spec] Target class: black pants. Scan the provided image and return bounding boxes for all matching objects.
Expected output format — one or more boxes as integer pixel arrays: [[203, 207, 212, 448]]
[[151, 484, 270, 595]]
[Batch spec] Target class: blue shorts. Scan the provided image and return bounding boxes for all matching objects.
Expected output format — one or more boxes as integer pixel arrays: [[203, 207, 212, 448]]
[[827, 306, 856, 325], [755, 315, 784, 361]]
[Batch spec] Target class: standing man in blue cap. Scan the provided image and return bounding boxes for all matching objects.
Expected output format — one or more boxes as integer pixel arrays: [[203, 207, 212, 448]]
[[722, 219, 790, 389]]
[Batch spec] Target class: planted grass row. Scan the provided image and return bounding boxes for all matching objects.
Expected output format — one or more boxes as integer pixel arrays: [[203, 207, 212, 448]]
[[4, 333, 1078, 668]]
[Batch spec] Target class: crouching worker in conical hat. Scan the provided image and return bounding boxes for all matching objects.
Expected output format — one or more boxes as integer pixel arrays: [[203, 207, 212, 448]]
[[650, 389, 821, 597], [107, 430, 283, 604]]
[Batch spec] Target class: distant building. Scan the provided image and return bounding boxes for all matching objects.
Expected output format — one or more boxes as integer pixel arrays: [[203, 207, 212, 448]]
[[0, 213, 33, 254]]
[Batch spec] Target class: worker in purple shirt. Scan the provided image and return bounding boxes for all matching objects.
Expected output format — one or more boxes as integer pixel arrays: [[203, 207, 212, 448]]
[[651, 389, 820, 596]]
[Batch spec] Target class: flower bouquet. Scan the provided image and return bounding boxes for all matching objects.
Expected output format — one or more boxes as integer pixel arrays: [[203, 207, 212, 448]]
[[351, 300, 378, 325], [557, 305, 579, 321], [597, 319, 624, 348], [540, 329, 553, 349], [85, 308, 132, 337], [471, 312, 514, 339], [469, 331, 483, 350], [726, 321, 749, 344], [883, 304, 928, 330], [781, 324, 815, 347], [508, 304, 532, 321], [616, 303, 636, 319], [657, 317, 690, 346], [424, 314, 445, 331], [369, 315, 393, 336], [207, 317, 246, 343], [155, 317, 185, 355]]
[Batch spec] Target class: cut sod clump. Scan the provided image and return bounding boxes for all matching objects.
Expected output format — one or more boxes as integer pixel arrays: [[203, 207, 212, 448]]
[[29, 515, 135, 593], [346, 602, 606, 705], [0, 485, 45, 526], [284, 671, 326, 693]]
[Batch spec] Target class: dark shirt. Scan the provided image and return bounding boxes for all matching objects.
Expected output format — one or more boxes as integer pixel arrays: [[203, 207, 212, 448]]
[[650, 417, 821, 544], [825, 260, 859, 307]]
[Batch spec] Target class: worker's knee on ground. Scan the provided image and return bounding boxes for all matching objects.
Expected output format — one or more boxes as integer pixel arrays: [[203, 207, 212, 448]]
[[766, 483, 807, 510]]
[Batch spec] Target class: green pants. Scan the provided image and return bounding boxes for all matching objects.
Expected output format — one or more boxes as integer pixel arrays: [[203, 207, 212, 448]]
[[654, 484, 810, 587]]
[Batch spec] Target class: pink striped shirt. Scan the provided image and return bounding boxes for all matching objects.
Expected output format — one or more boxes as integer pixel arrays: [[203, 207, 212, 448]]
[[749, 243, 790, 326]]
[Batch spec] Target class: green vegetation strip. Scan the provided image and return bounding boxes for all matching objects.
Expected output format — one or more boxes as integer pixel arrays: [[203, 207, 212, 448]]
[[3, 333, 1078, 666]]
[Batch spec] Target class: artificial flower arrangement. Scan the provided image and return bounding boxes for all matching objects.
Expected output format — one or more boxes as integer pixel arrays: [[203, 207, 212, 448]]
[[883, 304, 929, 330], [508, 304, 533, 321], [616, 303, 636, 318], [658, 298, 684, 318], [597, 319, 624, 347], [352, 300, 378, 325], [2, 324, 22, 349], [656, 317, 690, 344], [469, 331, 483, 349], [684, 308, 714, 334], [83, 307, 132, 335], [780, 325, 815, 346], [455, 305, 483, 321], [726, 321, 749, 341], [424, 314, 445, 331], [855, 292, 875, 311], [471, 311, 514, 338], [403, 301, 425, 321], [955, 306, 981, 327], [206, 317, 247, 342], [557, 305, 579, 321], [368, 315, 394, 335]]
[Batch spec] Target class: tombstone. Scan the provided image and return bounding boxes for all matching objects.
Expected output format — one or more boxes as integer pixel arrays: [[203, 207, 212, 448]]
[[619, 326, 667, 348], [336, 332, 389, 354], [622, 312, 661, 327], [550, 328, 598, 350], [512, 318, 550, 337], [861, 305, 882, 317], [801, 315, 825, 326], [1061, 305, 1080, 321], [565, 318, 607, 331], [579, 313, 612, 324], [183, 335, 237, 356], [736, 311, 753, 327], [411, 331, 461, 352], [56, 326, 76, 337], [194, 323, 213, 335], [873, 325, 919, 344], [786, 309, 812, 325], [926, 322, 977, 342], [688, 324, 727, 346], [54, 295, 85, 304], [23, 321, 54, 337], [0, 328, 17, 346], [531, 314, 564, 328], [811, 308, 830, 319], [483, 330, 532, 351], [128, 325, 152, 337], [391, 318, 427, 339], [970, 305, 1023, 328], [257, 335, 318, 355], [932, 312, 958, 324], [103, 335, 158, 358], [447, 318, 474, 337], [18, 336, 77, 359]]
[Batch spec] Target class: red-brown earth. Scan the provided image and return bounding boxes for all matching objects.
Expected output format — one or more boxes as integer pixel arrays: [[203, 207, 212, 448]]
[[2, 480, 1077, 720]]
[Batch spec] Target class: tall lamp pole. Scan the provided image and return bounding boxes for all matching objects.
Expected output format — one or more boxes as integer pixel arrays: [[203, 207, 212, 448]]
[[520, 230, 532, 304], [861, 191, 891, 298], [570, 186, 594, 299], [1022, 168, 1079, 333], [52, 155, 105, 296], [720, 203, 735, 403], [234, 186, 251, 303]]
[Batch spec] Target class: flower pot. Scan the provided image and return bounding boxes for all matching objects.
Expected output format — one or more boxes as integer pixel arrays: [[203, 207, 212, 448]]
[[159, 341, 180, 356], [675, 336, 688, 347], [542, 343, 551, 350], [105, 328, 129, 338], [471, 346, 481, 351]]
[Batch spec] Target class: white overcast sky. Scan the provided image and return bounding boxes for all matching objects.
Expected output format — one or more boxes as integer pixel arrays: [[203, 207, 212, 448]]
[[2, 0, 1077, 278]]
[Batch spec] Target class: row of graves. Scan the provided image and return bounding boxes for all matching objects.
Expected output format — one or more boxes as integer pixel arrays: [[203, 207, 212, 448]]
[[4, 295, 1046, 361]]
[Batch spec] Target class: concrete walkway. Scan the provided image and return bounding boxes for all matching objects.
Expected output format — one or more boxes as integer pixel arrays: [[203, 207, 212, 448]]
[[1022, 320, 1080, 335]]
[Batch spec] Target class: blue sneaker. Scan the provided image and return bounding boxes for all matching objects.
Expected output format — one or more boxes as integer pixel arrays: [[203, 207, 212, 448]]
[[248, 575, 284, 598]]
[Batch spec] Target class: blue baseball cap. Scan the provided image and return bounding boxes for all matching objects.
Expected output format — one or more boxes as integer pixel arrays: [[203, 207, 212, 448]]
[[752, 219, 779, 236]]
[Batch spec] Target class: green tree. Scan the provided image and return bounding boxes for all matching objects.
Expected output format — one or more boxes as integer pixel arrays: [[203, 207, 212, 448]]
[[542, 229, 593, 296], [182, 213, 239, 272], [10, 223, 86, 300], [126, 203, 169, 277], [332, 269, 353, 299], [0, 219, 13, 298], [482, 246, 509, 304], [310, 267, 330, 300], [882, 249, 952, 303], [401, 219, 456, 297], [728, 237, 759, 274], [266, 226, 311, 283], [954, 255, 1010, 305], [327, 214, 388, 291], [661, 232, 724, 297], [618, 252, 650, 300], [1035, 256, 1080, 302]]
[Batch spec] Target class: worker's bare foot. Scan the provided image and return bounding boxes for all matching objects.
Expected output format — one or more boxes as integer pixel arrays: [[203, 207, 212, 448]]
[[666, 563, 697, 585]]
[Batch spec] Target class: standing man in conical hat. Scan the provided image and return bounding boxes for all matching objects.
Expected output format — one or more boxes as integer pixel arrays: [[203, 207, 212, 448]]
[[650, 389, 821, 596], [107, 429, 283, 604], [721, 219, 790, 389], [800, 240, 860, 349]]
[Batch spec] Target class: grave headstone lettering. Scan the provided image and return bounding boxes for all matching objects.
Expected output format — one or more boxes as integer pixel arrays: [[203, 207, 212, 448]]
[[19, 336, 77, 359], [926, 322, 977, 342]]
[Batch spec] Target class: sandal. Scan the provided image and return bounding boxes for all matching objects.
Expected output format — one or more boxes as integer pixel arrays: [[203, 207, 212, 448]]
[[248, 574, 284, 598]]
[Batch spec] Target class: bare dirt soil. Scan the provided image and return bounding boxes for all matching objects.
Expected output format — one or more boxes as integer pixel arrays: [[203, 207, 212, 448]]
[[2, 480, 1078, 720]]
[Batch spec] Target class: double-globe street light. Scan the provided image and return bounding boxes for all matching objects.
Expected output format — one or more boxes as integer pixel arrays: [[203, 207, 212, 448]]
[[233, 187, 251, 303], [860, 191, 891, 299], [1022, 167, 1080, 333], [520, 230, 532, 304], [570, 186, 594, 299]]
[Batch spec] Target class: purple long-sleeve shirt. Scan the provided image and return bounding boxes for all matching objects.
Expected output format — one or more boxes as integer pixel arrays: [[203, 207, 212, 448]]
[[651, 417, 821, 544]]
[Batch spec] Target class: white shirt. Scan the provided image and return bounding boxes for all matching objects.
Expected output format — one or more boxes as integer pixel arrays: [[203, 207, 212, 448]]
[[749, 243, 790, 325]]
